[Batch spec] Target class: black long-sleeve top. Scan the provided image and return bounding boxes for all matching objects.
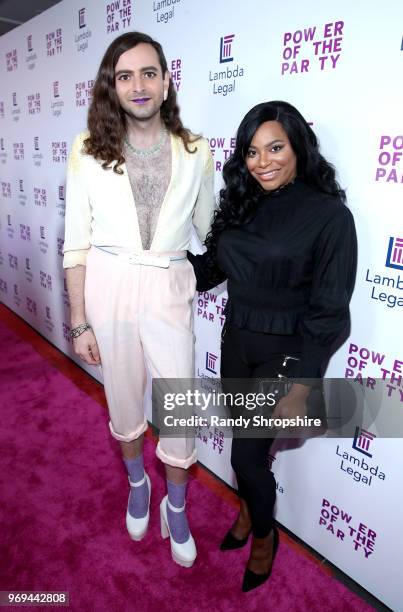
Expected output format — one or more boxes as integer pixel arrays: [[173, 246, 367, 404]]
[[188, 179, 357, 378]]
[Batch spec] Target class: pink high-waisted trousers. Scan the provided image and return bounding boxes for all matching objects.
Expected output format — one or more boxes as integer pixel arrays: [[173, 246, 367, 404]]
[[84, 246, 197, 469]]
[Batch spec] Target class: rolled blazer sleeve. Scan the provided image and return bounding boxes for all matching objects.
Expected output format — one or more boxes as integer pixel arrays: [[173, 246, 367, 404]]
[[62, 133, 92, 268], [192, 140, 216, 245]]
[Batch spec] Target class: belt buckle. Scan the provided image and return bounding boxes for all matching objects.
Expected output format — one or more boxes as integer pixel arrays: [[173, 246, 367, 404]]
[[117, 252, 170, 268], [126, 254, 140, 265], [142, 255, 170, 268]]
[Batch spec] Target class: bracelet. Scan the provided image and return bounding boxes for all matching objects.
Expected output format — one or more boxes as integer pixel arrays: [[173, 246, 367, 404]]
[[70, 323, 92, 339]]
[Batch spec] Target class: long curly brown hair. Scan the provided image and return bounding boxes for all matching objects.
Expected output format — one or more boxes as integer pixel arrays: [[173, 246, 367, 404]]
[[84, 32, 199, 174]]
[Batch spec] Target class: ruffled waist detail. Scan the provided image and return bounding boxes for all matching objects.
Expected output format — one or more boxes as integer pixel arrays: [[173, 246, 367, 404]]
[[224, 299, 299, 335], [224, 281, 309, 334]]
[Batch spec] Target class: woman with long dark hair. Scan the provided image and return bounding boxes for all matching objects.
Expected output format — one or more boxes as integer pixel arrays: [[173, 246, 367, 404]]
[[188, 101, 357, 591]]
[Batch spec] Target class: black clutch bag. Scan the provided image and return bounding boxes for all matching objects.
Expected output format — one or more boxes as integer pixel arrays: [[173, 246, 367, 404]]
[[256, 354, 327, 436]]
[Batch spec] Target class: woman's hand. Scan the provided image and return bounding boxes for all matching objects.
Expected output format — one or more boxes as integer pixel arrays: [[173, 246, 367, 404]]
[[73, 329, 101, 365], [271, 383, 310, 429]]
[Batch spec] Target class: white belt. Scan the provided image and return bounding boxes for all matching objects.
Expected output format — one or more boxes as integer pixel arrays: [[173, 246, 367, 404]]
[[95, 246, 186, 268]]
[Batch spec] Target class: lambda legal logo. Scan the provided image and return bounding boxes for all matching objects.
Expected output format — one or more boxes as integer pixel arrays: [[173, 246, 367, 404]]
[[79, 8, 86, 28], [352, 427, 376, 458], [220, 34, 235, 63], [206, 352, 218, 374], [385, 236, 403, 270]]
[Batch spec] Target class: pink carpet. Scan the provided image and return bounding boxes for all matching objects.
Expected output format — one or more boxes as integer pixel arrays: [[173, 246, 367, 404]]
[[0, 319, 374, 611]]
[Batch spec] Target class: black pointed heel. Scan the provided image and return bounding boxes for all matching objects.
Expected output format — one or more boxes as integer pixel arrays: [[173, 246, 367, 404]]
[[241, 525, 280, 592], [220, 529, 251, 551]]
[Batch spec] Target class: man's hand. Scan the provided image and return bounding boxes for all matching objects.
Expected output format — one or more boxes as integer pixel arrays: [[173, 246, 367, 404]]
[[66, 266, 100, 365], [73, 329, 101, 365]]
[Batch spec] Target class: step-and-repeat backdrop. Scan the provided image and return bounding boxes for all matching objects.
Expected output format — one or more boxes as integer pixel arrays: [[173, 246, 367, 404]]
[[0, 1, 402, 607]]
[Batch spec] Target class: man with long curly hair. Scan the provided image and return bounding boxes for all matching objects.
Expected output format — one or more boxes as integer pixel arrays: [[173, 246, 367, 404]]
[[63, 32, 215, 568]]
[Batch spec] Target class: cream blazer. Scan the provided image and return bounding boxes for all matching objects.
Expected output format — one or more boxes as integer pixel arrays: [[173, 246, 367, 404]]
[[63, 131, 215, 268]]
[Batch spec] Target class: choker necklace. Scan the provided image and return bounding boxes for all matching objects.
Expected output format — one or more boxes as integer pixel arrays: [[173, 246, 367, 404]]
[[124, 127, 168, 157]]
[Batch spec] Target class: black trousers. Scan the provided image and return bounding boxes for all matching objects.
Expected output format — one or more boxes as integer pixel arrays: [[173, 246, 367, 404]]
[[220, 323, 302, 538]]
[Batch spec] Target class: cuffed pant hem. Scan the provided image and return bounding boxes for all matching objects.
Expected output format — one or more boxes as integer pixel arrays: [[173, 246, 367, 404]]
[[156, 442, 197, 469], [109, 419, 148, 442]]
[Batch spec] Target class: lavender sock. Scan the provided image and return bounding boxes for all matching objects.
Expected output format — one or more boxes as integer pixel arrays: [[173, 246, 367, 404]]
[[123, 455, 149, 519], [166, 480, 190, 544]]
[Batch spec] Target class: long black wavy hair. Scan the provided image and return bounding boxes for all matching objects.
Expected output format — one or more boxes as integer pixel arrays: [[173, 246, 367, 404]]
[[204, 100, 346, 284]]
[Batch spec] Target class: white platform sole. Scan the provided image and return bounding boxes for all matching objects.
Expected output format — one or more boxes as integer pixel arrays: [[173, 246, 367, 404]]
[[160, 495, 196, 568], [126, 473, 151, 541]]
